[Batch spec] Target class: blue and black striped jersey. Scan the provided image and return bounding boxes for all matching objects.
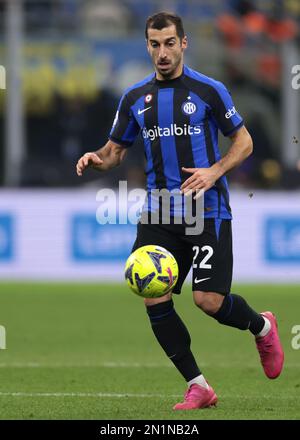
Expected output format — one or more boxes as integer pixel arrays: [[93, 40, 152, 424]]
[[109, 65, 244, 219]]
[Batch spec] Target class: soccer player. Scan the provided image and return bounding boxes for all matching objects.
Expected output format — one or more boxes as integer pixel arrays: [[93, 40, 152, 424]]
[[76, 12, 284, 410]]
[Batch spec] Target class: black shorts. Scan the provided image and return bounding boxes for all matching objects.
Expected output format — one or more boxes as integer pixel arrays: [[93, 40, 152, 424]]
[[131, 219, 233, 295]]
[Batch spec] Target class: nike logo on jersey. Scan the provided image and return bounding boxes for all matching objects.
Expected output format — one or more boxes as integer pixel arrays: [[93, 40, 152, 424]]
[[138, 106, 152, 115], [194, 277, 211, 284]]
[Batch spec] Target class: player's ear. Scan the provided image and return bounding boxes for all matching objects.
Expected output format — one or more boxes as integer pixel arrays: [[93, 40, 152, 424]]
[[181, 36, 188, 50]]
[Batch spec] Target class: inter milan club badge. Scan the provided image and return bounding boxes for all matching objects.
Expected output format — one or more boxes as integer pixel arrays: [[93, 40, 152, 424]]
[[145, 94, 153, 104], [182, 100, 197, 115]]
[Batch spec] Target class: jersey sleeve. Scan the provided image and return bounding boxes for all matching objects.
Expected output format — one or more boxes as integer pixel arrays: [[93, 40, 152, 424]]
[[109, 93, 140, 147], [208, 81, 244, 137]]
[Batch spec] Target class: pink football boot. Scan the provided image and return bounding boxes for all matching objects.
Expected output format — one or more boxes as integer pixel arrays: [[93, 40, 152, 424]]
[[173, 384, 218, 410], [255, 311, 284, 379]]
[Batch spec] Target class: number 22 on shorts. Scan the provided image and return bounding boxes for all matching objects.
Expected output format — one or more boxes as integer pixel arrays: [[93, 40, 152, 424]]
[[192, 245, 214, 269]]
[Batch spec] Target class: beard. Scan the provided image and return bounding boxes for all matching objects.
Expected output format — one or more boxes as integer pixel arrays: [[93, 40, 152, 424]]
[[155, 54, 182, 79]]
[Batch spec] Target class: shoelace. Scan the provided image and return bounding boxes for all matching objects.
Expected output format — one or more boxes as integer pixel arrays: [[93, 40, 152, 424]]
[[257, 335, 274, 359], [184, 385, 205, 401]]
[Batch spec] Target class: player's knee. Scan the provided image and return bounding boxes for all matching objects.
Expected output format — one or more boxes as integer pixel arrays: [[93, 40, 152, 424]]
[[193, 291, 224, 315], [144, 292, 172, 307]]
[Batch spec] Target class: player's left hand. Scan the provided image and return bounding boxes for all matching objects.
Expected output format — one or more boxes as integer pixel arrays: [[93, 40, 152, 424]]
[[180, 167, 220, 199]]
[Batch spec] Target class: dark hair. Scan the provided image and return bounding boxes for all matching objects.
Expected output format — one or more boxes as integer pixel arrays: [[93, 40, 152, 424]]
[[145, 12, 185, 40]]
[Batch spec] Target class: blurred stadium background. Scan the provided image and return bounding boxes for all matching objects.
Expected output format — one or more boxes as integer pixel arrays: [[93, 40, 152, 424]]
[[0, 0, 300, 420]]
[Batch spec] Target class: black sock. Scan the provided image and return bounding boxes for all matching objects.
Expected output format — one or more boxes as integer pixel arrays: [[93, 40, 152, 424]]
[[212, 293, 265, 335], [146, 300, 201, 381]]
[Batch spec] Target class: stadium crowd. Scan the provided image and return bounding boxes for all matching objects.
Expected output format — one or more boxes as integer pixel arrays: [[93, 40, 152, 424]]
[[0, 0, 299, 189]]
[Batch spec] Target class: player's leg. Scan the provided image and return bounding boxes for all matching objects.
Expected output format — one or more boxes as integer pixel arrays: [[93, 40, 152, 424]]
[[145, 274, 217, 411], [193, 290, 265, 334], [191, 218, 267, 331], [191, 219, 284, 379], [133, 222, 200, 380], [145, 292, 203, 390], [133, 222, 215, 409], [193, 289, 284, 379]]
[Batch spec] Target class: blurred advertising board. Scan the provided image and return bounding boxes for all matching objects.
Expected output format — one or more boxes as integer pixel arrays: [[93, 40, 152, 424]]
[[0, 189, 299, 282]]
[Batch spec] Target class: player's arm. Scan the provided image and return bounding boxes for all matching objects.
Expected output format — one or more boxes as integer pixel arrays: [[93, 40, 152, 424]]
[[181, 126, 253, 196], [210, 125, 253, 177], [181, 80, 252, 197], [76, 140, 127, 176]]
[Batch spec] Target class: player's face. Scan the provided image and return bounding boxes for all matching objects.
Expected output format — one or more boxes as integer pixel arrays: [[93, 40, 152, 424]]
[[147, 25, 187, 80]]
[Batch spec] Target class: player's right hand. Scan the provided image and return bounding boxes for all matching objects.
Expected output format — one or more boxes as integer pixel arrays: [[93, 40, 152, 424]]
[[76, 152, 104, 176]]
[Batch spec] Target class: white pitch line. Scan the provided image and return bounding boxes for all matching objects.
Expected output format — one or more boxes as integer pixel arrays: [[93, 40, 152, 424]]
[[0, 391, 180, 398], [0, 362, 173, 368], [0, 362, 298, 368], [0, 392, 296, 400]]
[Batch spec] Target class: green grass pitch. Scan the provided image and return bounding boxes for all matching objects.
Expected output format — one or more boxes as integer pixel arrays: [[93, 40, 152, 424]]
[[0, 282, 299, 420]]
